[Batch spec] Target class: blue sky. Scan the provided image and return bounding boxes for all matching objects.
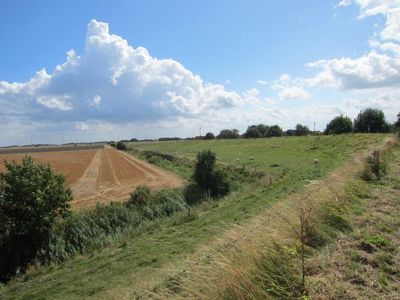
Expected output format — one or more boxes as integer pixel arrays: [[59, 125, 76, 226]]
[[0, 0, 399, 145]]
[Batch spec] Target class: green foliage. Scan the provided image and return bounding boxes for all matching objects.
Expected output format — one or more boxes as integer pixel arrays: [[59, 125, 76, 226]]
[[216, 128, 239, 139], [116, 141, 127, 150], [192, 150, 231, 200], [128, 186, 152, 207], [204, 132, 215, 140], [365, 235, 391, 248], [295, 124, 311, 136], [266, 124, 283, 137], [354, 108, 390, 133], [39, 188, 186, 264], [243, 124, 270, 138], [244, 125, 263, 138], [325, 114, 353, 134], [193, 150, 216, 193], [396, 113, 400, 129], [0, 157, 72, 281], [184, 183, 206, 205]]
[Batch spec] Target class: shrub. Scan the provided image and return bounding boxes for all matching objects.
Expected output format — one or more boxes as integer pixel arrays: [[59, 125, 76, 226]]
[[128, 186, 152, 207], [210, 169, 231, 198], [192, 150, 231, 201], [0, 157, 72, 281], [116, 141, 127, 150], [184, 183, 206, 205], [193, 150, 217, 194]]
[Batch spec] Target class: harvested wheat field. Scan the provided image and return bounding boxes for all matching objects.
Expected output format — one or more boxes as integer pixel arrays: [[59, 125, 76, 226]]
[[0, 147, 183, 209]]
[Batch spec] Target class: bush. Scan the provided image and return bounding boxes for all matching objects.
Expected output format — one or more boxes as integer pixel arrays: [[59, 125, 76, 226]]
[[127, 186, 152, 207], [116, 141, 127, 150], [193, 150, 217, 193], [210, 169, 231, 198], [325, 114, 352, 134], [0, 157, 72, 281], [192, 150, 231, 201], [184, 183, 206, 205]]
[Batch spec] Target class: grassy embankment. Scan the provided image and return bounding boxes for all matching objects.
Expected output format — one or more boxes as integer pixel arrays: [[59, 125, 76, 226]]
[[149, 135, 399, 299], [0, 134, 389, 299]]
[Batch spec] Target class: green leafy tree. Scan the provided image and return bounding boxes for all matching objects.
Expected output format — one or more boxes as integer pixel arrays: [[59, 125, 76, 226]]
[[243, 124, 270, 138], [193, 150, 216, 193], [266, 125, 283, 137], [204, 132, 215, 140], [244, 125, 262, 138], [353, 108, 390, 133], [192, 150, 230, 199], [295, 124, 311, 136], [324, 114, 353, 134], [0, 157, 72, 281], [217, 129, 240, 139], [396, 113, 400, 128]]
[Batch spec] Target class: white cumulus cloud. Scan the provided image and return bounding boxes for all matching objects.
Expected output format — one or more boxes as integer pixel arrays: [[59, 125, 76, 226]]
[[305, 1, 400, 91], [0, 19, 245, 123]]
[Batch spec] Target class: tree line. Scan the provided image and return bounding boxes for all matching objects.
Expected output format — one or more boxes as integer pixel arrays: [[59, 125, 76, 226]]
[[203, 108, 398, 140]]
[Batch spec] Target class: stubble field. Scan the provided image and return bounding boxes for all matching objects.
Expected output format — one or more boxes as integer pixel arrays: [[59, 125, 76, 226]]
[[0, 146, 183, 209]]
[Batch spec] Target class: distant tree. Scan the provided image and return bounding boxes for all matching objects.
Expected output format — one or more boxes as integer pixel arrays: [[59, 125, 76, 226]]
[[130, 138, 138, 142], [193, 150, 230, 198], [109, 141, 116, 148], [257, 124, 270, 137], [295, 124, 311, 136], [324, 115, 353, 134], [286, 129, 296, 136], [396, 113, 400, 128], [353, 108, 390, 133], [217, 129, 240, 139], [116, 141, 127, 150], [244, 125, 262, 138], [243, 124, 270, 138], [204, 132, 215, 140], [266, 125, 283, 137], [0, 157, 72, 281]]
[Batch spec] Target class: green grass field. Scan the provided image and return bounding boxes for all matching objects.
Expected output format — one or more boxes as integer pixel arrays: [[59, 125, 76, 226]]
[[0, 134, 389, 299]]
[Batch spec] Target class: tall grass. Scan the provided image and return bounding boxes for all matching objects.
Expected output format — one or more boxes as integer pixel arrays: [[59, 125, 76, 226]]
[[37, 188, 187, 265], [152, 136, 397, 299]]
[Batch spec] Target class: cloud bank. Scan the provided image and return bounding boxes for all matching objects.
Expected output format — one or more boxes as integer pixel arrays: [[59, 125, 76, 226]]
[[0, 20, 245, 124]]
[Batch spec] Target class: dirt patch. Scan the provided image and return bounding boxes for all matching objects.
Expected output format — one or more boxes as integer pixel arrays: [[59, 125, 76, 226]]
[[0, 148, 184, 209], [0, 149, 97, 185], [70, 148, 184, 209]]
